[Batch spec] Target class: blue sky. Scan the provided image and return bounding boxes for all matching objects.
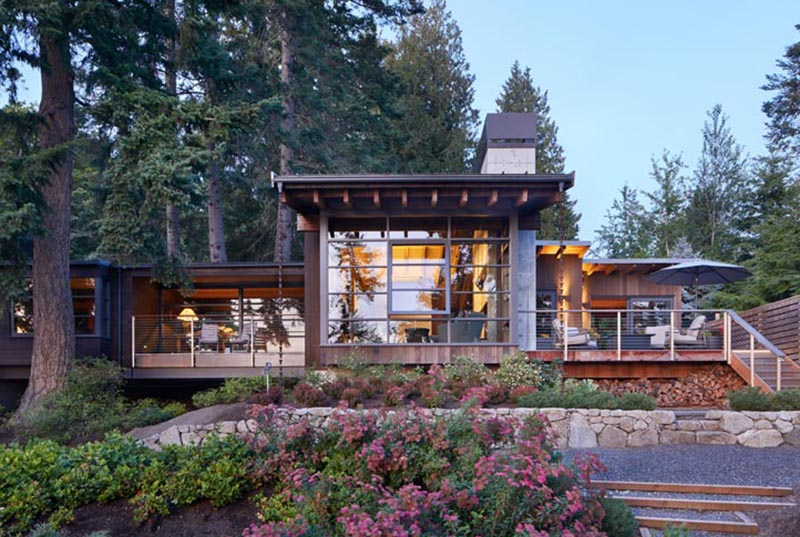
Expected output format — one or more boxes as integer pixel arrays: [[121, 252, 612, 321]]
[[447, 0, 798, 240]]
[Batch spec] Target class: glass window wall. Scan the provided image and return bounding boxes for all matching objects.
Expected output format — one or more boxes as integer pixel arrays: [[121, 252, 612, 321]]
[[327, 216, 510, 344]]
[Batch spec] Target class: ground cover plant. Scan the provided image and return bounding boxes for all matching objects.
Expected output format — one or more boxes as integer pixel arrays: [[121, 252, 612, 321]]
[[0, 404, 634, 536], [727, 387, 800, 411], [11, 358, 186, 444]]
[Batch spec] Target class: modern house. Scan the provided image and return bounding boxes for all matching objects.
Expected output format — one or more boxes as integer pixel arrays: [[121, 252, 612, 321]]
[[1, 113, 796, 397]]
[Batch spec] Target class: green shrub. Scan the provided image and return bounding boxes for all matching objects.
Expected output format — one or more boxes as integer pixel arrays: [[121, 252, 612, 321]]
[[662, 524, 691, 536], [495, 352, 561, 390], [599, 497, 639, 537], [770, 389, 800, 410], [517, 380, 657, 410], [727, 387, 772, 411], [444, 354, 488, 385], [191, 376, 266, 408], [617, 391, 658, 411], [14, 358, 185, 444]]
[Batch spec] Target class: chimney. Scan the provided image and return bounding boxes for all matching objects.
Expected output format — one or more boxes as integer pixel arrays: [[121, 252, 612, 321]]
[[475, 112, 537, 174]]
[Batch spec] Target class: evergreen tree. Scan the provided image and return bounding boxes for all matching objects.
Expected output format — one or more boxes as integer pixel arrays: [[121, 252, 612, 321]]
[[595, 184, 653, 258], [684, 105, 751, 262], [495, 61, 579, 239], [644, 151, 687, 257], [387, 0, 479, 173], [763, 24, 800, 154], [0, 0, 170, 411]]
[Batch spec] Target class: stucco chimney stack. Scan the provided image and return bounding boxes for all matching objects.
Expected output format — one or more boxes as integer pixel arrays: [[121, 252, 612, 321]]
[[475, 113, 537, 174]]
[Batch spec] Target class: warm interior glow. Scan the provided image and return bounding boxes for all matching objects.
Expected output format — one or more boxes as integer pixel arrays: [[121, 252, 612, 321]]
[[177, 307, 199, 321]]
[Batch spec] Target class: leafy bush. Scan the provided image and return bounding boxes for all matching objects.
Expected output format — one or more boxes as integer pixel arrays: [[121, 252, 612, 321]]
[[518, 380, 657, 410], [249, 386, 284, 406], [599, 497, 639, 537], [495, 352, 562, 390], [14, 358, 185, 444], [617, 391, 658, 411], [727, 387, 800, 411], [191, 376, 266, 408], [292, 383, 328, 406], [444, 354, 488, 385], [509, 385, 538, 403]]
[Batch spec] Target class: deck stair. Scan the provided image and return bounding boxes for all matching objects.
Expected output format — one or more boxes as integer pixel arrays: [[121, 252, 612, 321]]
[[726, 310, 799, 393], [591, 480, 796, 535]]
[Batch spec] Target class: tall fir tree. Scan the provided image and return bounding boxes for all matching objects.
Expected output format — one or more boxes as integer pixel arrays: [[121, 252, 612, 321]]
[[495, 61, 579, 239], [644, 151, 687, 257], [387, 0, 479, 173], [763, 24, 800, 154], [595, 184, 653, 258], [684, 105, 751, 262], [0, 0, 170, 411]]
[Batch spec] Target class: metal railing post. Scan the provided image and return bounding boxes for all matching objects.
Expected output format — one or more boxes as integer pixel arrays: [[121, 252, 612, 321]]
[[250, 317, 255, 368], [749, 334, 755, 386], [723, 311, 730, 364], [616, 311, 622, 361], [669, 310, 675, 361], [777, 355, 782, 392], [563, 312, 569, 363], [190, 318, 196, 368], [131, 316, 136, 369]]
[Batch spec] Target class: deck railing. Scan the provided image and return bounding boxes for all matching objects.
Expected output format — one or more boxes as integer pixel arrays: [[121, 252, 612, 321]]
[[726, 310, 789, 390], [518, 309, 727, 361], [131, 314, 305, 369]]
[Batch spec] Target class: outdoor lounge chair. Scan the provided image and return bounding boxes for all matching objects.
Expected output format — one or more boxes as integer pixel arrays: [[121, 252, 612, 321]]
[[197, 322, 219, 351], [552, 318, 595, 348], [645, 315, 707, 348], [228, 322, 253, 351]]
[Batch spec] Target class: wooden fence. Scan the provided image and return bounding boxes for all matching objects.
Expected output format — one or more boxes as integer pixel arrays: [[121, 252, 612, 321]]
[[738, 295, 800, 364]]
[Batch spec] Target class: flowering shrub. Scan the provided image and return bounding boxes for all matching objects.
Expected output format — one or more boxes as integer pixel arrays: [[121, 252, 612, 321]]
[[495, 352, 561, 391], [244, 404, 610, 536], [291, 383, 328, 407], [509, 385, 538, 403], [249, 386, 285, 406]]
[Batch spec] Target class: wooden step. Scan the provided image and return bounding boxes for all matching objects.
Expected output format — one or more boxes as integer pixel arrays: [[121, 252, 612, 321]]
[[636, 516, 758, 534], [591, 480, 794, 497], [612, 495, 796, 511]]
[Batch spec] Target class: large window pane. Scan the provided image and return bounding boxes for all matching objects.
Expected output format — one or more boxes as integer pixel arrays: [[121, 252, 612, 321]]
[[328, 320, 387, 343], [389, 217, 447, 239], [328, 242, 387, 267], [451, 217, 508, 239], [450, 242, 508, 265], [391, 243, 446, 265], [450, 265, 509, 294], [328, 267, 387, 294], [391, 290, 446, 313], [328, 293, 387, 320], [329, 217, 386, 240], [14, 279, 99, 335]]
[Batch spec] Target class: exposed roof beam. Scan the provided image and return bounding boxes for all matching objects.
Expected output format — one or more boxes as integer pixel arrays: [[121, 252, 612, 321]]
[[515, 188, 529, 207], [401, 189, 408, 209], [373, 189, 381, 209], [459, 189, 469, 208], [431, 189, 438, 208], [487, 189, 498, 207], [343, 189, 351, 209], [312, 190, 325, 209]]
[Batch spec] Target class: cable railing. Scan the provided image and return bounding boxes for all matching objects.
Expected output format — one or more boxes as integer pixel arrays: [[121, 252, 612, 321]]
[[132, 314, 305, 369], [726, 310, 789, 391], [517, 309, 727, 361]]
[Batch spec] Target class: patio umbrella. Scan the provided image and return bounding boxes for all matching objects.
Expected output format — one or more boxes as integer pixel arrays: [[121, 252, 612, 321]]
[[645, 260, 752, 307]]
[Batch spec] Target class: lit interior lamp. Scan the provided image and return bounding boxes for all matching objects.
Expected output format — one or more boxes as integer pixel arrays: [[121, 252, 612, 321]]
[[177, 307, 199, 322]]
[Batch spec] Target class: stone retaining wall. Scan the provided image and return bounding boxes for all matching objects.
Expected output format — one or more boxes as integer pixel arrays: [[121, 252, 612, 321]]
[[139, 407, 800, 450]]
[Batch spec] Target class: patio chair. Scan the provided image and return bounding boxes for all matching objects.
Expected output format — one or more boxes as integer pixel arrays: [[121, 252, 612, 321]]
[[672, 315, 707, 346], [197, 322, 219, 352], [552, 318, 595, 348], [228, 322, 253, 352], [436, 311, 486, 343]]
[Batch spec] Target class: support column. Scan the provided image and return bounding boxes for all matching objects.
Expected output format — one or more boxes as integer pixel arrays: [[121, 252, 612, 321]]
[[517, 229, 537, 350]]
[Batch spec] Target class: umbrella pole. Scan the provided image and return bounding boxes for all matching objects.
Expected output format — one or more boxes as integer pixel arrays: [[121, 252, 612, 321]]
[[694, 273, 699, 311]]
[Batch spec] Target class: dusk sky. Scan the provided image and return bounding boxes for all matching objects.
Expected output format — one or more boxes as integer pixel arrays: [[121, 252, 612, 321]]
[[447, 0, 798, 242], [7, 2, 798, 244]]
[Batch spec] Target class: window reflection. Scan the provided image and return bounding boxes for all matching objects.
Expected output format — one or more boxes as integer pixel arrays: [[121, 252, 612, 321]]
[[13, 279, 99, 335]]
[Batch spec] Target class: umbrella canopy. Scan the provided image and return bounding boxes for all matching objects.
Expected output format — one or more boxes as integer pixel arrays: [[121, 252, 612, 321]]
[[645, 260, 752, 306]]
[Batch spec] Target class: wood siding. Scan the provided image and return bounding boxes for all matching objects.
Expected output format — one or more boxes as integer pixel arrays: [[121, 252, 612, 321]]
[[584, 271, 682, 308], [536, 254, 583, 311], [304, 231, 321, 368], [738, 296, 800, 364]]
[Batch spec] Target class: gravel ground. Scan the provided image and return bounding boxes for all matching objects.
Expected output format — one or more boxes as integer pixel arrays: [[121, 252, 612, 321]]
[[562, 446, 800, 536]]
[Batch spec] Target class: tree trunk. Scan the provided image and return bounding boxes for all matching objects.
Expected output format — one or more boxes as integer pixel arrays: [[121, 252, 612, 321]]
[[18, 33, 76, 413], [274, 19, 294, 263], [164, 0, 182, 259], [204, 80, 227, 263]]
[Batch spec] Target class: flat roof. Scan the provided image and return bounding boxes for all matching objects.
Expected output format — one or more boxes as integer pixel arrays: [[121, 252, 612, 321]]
[[274, 173, 574, 186]]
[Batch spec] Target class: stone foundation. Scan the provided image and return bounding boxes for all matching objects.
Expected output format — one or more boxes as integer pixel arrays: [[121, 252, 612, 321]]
[[138, 406, 800, 450]]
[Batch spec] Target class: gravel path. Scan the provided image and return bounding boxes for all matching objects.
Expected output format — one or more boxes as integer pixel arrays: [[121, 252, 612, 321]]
[[562, 445, 800, 489]]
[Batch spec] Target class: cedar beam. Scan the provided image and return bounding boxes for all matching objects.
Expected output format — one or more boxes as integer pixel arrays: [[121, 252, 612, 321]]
[[515, 188, 529, 207], [487, 189, 498, 207], [401, 189, 408, 209], [431, 189, 438, 208], [342, 189, 351, 208], [312, 190, 325, 209], [373, 189, 381, 209], [459, 189, 468, 208]]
